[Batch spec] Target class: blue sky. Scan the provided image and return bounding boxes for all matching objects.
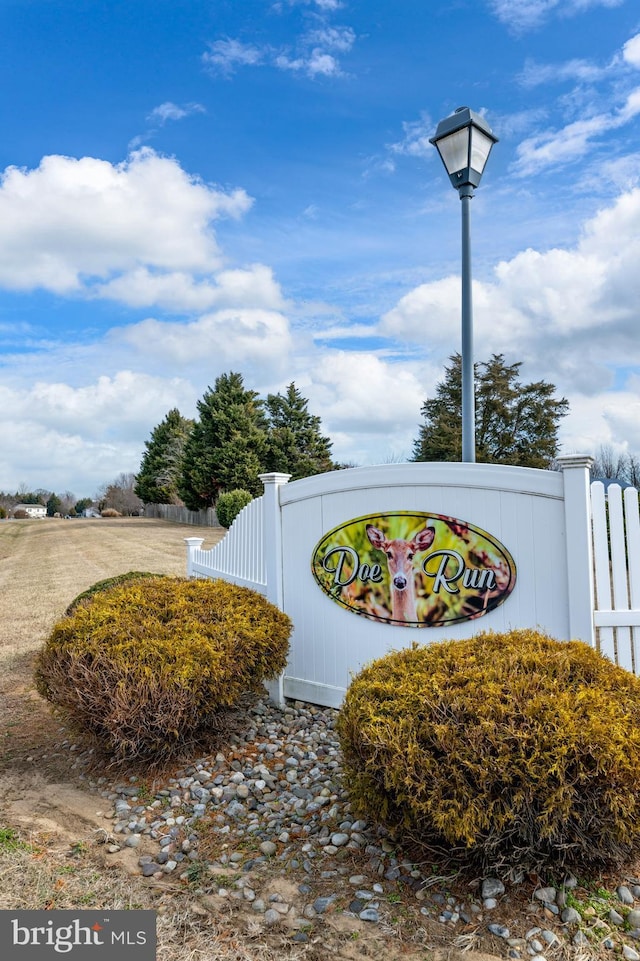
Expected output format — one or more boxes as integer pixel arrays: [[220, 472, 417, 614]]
[[1, 0, 640, 497]]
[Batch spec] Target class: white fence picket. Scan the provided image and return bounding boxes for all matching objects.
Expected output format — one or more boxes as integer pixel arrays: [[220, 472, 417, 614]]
[[625, 487, 640, 671], [591, 481, 616, 665], [609, 485, 633, 670]]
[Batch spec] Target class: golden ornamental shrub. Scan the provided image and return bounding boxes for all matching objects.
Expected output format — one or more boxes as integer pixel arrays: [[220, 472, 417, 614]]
[[64, 571, 164, 615], [35, 576, 292, 761], [336, 630, 640, 872]]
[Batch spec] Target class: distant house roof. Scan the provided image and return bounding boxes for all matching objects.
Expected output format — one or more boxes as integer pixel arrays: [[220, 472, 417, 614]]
[[592, 477, 636, 491]]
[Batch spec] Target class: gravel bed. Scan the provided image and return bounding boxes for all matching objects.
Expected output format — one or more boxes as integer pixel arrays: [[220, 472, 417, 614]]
[[67, 696, 640, 958]]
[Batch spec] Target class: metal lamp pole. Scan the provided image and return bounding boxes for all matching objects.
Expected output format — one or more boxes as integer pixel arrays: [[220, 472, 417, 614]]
[[460, 182, 475, 463], [430, 107, 498, 463]]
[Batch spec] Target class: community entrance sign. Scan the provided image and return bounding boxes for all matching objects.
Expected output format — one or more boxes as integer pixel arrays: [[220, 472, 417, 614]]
[[187, 459, 598, 707], [311, 511, 516, 628]]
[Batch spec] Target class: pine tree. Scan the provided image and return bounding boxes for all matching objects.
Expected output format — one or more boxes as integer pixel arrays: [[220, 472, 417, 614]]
[[179, 372, 268, 510], [135, 409, 194, 504], [264, 382, 334, 480], [412, 353, 569, 469]]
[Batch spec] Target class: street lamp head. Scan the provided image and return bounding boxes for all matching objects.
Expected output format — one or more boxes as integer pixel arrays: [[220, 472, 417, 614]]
[[430, 106, 498, 191]]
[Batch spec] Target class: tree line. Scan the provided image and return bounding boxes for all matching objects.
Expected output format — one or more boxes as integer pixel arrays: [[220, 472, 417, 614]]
[[134, 373, 336, 510], [0, 488, 94, 519], [136, 358, 573, 511], [0, 481, 143, 518]]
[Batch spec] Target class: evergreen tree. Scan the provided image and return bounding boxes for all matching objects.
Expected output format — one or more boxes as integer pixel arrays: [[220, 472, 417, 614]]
[[179, 372, 268, 510], [135, 409, 194, 504], [264, 382, 334, 480], [46, 494, 63, 516], [412, 353, 569, 469]]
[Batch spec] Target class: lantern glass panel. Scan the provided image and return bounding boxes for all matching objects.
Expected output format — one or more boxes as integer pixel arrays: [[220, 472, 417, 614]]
[[435, 127, 469, 176], [470, 126, 495, 176]]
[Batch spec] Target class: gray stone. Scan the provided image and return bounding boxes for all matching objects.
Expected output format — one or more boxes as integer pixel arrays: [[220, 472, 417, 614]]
[[629, 911, 640, 928], [482, 878, 505, 899], [534, 887, 557, 903], [312, 896, 336, 915], [259, 841, 277, 856], [331, 832, 349, 847], [263, 909, 281, 926], [560, 907, 581, 924], [610, 908, 625, 926], [619, 886, 635, 905], [623, 947, 640, 961], [488, 924, 510, 939], [359, 908, 379, 922]]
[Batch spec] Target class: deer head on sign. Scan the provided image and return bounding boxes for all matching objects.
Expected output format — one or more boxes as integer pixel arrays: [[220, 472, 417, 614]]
[[366, 523, 436, 623]]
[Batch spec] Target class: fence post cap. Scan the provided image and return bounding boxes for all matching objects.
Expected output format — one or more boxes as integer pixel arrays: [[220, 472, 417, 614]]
[[184, 537, 205, 546], [258, 472, 292, 485], [556, 454, 594, 470]]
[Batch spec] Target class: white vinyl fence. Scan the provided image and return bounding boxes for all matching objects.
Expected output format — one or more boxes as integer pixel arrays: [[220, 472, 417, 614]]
[[591, 480, 640, 673], [185, 457, 640, 707], [186, 493, 266, 594]]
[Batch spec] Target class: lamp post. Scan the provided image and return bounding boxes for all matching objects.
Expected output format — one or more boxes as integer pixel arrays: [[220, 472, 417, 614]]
[[430, 107, 498, 463]]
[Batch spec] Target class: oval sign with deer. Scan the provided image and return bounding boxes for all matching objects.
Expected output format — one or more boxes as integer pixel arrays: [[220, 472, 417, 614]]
[[311, 511, 516, 627]]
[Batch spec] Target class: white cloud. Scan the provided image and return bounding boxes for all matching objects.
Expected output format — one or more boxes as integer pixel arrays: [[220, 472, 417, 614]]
[[310, 351, 426, 437], [274, 1, 343, 10], [388, 112, 434, 160], [0, 150, 252, 295], [623, 33, 640, 68], [276, 49, 342, 77], [114, 308, 293, 375], [0, 370, 197, 495], [304, 25, 355, 52], [512, 100, 639, 177], [380, 185, 640, 454], [489, 0, 624, 33], [96, 264, 285, 313], [560, 390, 640, 457], [205, 18, 355, 81], [619, 87, 640, 122], [146, 101, 206, 124], [202, 38, 265, 76], [518, 57, 608, 88], [26, 372, 192, 437], [274, 25, 354, 78]]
